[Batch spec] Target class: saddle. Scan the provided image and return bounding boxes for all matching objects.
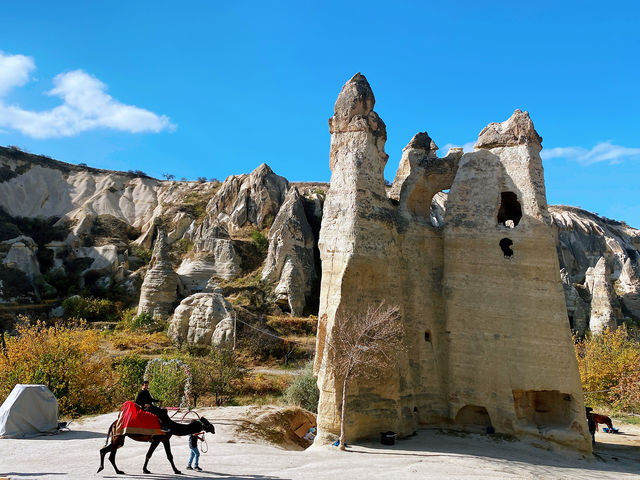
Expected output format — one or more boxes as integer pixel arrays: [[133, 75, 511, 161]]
[[114, 401, 164, 436]]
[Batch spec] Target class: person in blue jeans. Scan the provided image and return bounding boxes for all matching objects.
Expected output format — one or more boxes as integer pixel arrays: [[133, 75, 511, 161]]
[[186, 433, 203, 471]]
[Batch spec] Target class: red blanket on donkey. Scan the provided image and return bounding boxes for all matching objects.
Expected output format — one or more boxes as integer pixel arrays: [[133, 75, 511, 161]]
[[114, 401, 164, 436]]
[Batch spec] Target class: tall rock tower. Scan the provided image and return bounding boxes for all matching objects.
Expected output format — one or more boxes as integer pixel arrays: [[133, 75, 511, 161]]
[[314, 74, 591, 452]]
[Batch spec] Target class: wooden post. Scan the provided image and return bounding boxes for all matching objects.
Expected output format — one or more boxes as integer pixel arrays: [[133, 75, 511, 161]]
[[233, 311, 237, 351]]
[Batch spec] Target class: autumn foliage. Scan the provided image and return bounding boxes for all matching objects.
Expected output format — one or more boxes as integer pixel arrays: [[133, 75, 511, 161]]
[[0, 318, 116, 416], [574, 326, 640, 413]]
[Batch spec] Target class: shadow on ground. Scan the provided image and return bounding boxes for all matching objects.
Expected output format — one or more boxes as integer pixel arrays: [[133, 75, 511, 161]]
[[351, 428, 640, 476], [101, 473, 288, 480], [27, 429, 106, 441]]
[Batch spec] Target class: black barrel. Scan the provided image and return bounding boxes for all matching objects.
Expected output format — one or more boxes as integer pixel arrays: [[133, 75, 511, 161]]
[[380, 431, 396, 445]]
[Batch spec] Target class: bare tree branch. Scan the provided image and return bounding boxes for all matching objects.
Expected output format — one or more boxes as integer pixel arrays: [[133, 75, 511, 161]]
[[325, 302, 405, 449]]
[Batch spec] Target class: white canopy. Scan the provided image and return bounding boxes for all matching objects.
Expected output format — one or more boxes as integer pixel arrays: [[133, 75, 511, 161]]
[[0, 384, 58, 438]]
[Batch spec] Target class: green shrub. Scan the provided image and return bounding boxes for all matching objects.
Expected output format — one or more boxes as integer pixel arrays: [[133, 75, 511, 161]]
[[117, 310, 166, 333], [62, 296, 120, 322], [0, 266, 33, 297], [251, 230, 268, 252], [114, 354, 148, 404], [283, 362, 319, 413], [129, 246, 152, 270], [144, 358, 191, 407]]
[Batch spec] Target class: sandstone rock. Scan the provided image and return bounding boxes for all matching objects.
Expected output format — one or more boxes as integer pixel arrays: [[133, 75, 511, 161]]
[[137, 230, 180, 320], [314, 74, 590, 453], [194, 163, 288, 237], [389, 132, 461, 225], [1, 236, 40, 279], [560, 269, 589, 335], [211, 317, 235, 347], [168, 292, 234, 346], [73, 245, 120, 273], [475, 109, 543, 149], [551, 205, 640, 322], [262, 187, 317, 315], [177, 223, 240, 293], [585, 257, 618, 333]]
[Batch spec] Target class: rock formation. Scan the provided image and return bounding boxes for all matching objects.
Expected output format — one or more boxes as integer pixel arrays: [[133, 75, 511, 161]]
[[262, 187, 317, 315], [551, 205, 640, 325], [168, 292, 234, 346], [177, 223, 240, 293], [585, 257, 619, 333], [194, 163, 288, 237], [137, 230, 180, 320], [314, 74, 590, 452], [2, 236, 40, 280]]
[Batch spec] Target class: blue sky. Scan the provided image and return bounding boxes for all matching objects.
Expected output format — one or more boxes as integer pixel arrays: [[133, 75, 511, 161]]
[[0, 1, 638, 226]]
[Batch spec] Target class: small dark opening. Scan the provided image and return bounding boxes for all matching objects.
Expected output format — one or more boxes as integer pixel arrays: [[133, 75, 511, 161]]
[[568, 315, 574, 329], [424, 330, 431, 342], [499, 238, 513, 257], [497, 191, 522, 227], [413, 406, 418, 412]]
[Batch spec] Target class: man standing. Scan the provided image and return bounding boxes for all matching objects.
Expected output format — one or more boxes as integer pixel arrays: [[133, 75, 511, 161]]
[[135, 380, 171, 433]]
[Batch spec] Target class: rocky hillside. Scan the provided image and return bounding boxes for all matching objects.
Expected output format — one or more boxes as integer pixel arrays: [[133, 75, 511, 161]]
[[0, 145, 637, 338]]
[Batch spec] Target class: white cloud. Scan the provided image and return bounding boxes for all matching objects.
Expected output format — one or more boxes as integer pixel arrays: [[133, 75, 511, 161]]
[[0, 51, 35, 96], [440, 141, 475, 154], [0, 53, 174, 138], [542, 142, 640, 165]]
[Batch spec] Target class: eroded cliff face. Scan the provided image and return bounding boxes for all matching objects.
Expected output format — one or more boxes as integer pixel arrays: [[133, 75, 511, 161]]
[[551, 205, 640, 331], [314, 74, 591, 452]]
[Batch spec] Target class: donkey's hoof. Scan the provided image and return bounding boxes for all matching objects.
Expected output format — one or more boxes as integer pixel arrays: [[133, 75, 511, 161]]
[[143, 468, 151, 474], [116, 470, 125, 475], [97, 466, 103, 473], [173, 470, 182, 475]]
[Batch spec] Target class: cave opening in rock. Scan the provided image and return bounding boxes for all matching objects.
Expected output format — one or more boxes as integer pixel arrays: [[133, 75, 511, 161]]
[[499, 238, 514, 257], [454, 405, 493, 433], [568, 315, 574, 330], [512, 390, 573, 429], [424, 330, 431, 342], [497, 191, 522, 227]]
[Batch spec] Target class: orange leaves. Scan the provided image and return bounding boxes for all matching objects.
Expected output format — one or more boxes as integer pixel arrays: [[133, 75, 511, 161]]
[[0, 317, 116, 417], [574, 326, 640, 412]]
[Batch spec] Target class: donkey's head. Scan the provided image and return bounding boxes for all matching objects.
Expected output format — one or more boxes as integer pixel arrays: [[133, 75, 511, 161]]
[[199, 417, 215, 434]]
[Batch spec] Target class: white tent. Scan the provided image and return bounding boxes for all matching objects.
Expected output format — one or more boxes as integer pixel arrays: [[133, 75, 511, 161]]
[[0, 384, 58, 438]]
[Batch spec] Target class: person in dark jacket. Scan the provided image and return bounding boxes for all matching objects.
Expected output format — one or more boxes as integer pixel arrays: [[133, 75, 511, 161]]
[[135, 380, 159, 408], [186, 433, 204, 470], [135, 380, 171, 433]]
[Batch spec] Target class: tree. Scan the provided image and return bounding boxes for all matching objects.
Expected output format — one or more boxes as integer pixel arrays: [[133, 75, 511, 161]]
[[208, 349, 246, 406], [162, 172, 176, 181], [327, 303, 405, 450]]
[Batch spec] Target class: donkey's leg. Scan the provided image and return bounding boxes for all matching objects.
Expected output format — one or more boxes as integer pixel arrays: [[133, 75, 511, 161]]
[[143, 438, 161, 474], [109, 435, 126, 475], [162, 438, 181, 474]]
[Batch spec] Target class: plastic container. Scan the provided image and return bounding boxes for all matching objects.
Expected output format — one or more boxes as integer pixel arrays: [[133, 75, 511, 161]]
[[380, 431, 396, 445]]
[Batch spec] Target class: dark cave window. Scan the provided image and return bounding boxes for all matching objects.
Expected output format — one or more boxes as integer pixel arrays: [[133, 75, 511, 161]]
[[568, 315, 574, 329], [499, 238, 514, 257], [424, 330, 431, 342], [497, 191, 522, 228]]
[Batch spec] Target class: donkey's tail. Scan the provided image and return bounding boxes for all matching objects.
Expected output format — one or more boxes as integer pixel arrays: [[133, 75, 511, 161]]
[[104, 421, 115, 446]]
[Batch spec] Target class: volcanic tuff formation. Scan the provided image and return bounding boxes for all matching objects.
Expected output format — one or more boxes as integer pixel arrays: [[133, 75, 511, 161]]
[[137, 229, 180, 320], [313, 73, 591, 451], [262, 187, 318, 316]]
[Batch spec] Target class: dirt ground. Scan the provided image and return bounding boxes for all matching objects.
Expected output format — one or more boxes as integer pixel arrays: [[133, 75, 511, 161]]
[[1, 407, 639, 480]]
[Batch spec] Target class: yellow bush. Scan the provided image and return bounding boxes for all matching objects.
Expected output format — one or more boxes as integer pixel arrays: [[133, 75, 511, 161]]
[[575, 326, 640, 412], [0, 318, 116, 416]]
